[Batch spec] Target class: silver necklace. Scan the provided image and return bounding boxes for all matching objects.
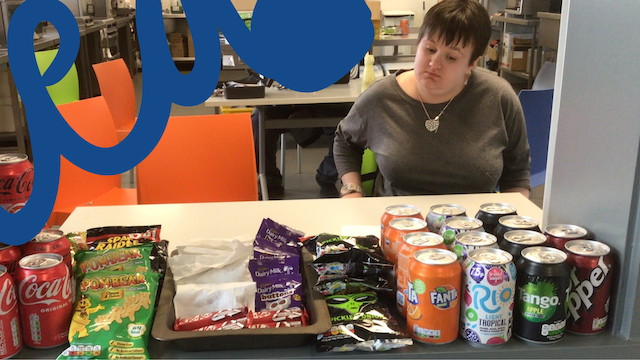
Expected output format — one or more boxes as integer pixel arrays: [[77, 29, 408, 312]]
[[416, 81, 456, 133]]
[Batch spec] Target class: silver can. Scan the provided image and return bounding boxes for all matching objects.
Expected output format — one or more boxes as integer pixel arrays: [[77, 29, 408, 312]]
[[452, 231, 499, 262], [439, 216, 484, 249], [426, 204, 466, 233]]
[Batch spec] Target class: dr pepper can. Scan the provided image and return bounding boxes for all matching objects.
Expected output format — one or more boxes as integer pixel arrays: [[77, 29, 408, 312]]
[[564, 240, 613, 335], [545, 224, 588, 250], [396, 232, 446, 317], [381, 204, 422, 250], [426, 204, 466, 233], [514, 247, 570, 343], [20, 229, 72, 272], [0, 265, 21, 358], [15, 253, 73, 348], [475, 203, 517, 235], [0, 154, 34, 214], [460, 248, 516, 346], [384, 217, 427, 264], [406, 248, 461, 344]]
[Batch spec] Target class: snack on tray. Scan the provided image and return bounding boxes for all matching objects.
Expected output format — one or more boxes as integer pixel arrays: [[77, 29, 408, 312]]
[[174, 308, 248, 331], [247, 306, 308, 327], [57, 270, 160, 360], [74, 243, 154, 278]]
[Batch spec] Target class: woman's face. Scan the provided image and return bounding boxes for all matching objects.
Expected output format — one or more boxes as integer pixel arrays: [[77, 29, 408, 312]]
[[414, 34, 477, 99]]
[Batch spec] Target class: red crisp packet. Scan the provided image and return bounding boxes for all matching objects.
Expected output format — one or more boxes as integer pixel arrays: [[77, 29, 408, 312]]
[[247, 320, 304, 329], [174, 308, 247, 331], [247, 307, 308, 327], [193, 318, 247, 331]]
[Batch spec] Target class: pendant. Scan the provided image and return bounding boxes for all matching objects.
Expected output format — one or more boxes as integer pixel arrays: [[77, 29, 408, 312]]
[[425, 118, 439, 132]]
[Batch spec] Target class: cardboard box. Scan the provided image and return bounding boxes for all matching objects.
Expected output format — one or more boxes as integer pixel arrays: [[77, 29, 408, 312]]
[[187, 30, 194, 57], [231, 0, 256, 11], [508, 46, 529, 71], [169, 33, 187, 57], [366, 1, 381, 20], [169, 32, 184, 41], [500, 32, 533, 69]]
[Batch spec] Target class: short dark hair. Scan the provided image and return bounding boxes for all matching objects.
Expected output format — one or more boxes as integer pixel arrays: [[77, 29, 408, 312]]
[[418, 0, 492, 65]]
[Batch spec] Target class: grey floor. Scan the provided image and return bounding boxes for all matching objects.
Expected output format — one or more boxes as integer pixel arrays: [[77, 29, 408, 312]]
[[124, 71, 545, 207]]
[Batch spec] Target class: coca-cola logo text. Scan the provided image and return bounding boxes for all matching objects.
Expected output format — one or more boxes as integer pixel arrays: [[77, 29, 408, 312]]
[[0, 276, 17, 315], [18, 267, 71, 306], [0, 169, 34, 196]]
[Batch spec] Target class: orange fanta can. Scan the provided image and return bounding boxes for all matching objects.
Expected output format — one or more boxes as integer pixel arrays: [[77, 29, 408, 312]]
[[380, 205, 422, 251], [396, 232, 446, 317], [384, 217, 427, 264], [406, 248, 461, 344]]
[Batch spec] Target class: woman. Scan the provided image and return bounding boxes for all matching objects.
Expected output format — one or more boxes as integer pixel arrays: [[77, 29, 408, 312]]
[[334, 0, 530, 198]]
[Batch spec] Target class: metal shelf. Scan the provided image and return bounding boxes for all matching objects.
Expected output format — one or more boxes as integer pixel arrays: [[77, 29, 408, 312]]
[[162, 13, 186, 19], [493, 15, 539, 27]]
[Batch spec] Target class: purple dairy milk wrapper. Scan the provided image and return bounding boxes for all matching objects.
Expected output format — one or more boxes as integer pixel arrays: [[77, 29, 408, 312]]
[[249, 257, 300, 280], [255, 274, 303, 311], [254, 218, 303, 257]]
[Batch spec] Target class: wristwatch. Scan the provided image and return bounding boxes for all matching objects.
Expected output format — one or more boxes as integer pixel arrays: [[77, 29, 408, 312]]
[[340, 183, 364, 197]]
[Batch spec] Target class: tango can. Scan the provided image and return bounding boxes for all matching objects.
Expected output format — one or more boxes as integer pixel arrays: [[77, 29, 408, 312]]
[[0, 265, 22, 358], [15, 253, 73, 348], [499, 230, 547, 263], [514, 247, 570, 343], [20, 229, 72, 272], [384, 217, 427, 264], [452, 231, 498, 263], [475, 203, 517, 235], [0, 154, 34, 214], [439, 216, 484, 250], [0, 244, 21, 276], [565, 240, 613, 335], [396, 232, 446, 317], [493, 215, 541, 245], [381, 205, 422, 250], [426, 204, 466, 233], [406, 248, 461, 344], [460, 248, 516, 346], [545, 224, 588, 250]]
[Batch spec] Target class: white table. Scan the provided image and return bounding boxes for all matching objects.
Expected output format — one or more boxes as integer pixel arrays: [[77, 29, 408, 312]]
[[204, 80, 363, 199]]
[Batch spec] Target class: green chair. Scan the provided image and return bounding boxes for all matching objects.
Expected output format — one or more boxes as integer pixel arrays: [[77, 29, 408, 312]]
[[360, 148, 378, 196], [35, 49, 79, 105]]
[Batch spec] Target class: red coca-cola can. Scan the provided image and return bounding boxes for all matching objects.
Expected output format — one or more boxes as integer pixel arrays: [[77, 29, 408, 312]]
[[565, 240, 613, 335], [0, 265, 22, 358], [15, 253, 73, 348], [20, 230, 72, 272], [0, 154, 34, 214], [544, 224, 588, 250], [0, 244, 21, 276]]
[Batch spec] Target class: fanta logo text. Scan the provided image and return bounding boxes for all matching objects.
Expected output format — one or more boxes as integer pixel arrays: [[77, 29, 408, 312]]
[[79, 273, 146, 292], [94, 238, 143, 251], [78, 248, 143, 274], [518, 287, 559, 309], [18, 269, 72, 305], [0, 170, 33, 196], [430, 286, 458, 309], [568, 256, 610, 322], [0, 277, 17, 315]]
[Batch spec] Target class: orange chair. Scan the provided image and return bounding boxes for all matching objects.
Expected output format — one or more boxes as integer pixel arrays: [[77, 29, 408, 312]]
[[92, 59, 136, 142], [135, 113, 259, 204], [49, 96, 137, 226]]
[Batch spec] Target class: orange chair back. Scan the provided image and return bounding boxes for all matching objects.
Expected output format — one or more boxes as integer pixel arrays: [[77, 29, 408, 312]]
[[136, 113, 259, 204], [92, 59, 136, 133], [54, 97, 123, 210]]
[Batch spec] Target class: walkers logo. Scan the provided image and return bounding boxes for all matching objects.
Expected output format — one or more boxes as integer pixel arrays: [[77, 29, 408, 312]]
[[0, 0, 373, 245]]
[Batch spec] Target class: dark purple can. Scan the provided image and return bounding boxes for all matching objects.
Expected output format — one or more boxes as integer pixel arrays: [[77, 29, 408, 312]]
[[475, 203, 517, 235], [499, 230, 547, 263], [493, 215, 541, 246]]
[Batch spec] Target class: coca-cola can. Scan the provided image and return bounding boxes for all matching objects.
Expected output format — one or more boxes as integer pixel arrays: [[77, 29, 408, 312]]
[[15, 253, 73, 348], [545, 224, 588, 250], [20, 230, 72, 272], [0, 154, 34, 214], [0, 244, 21, 276], [565, 240, 613, 335], [0, 265, 22, 358]]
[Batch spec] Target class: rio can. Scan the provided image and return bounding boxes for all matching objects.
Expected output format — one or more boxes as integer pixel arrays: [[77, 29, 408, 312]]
[[380, 204, 422, 251], [0, 244, 21, 276], [439, 216, 484, 250], [0, 154, 34, 214], [406, 248, 461, 344], [460, 248, 516, 346], [0, 265, 22, 358], [383, 217, 427, 264], [564, 240, 613, 335], [15, 253, 73, 348], [493, 215, 541, 245], [452, 231, 498, 263], [426, 204, 466, 233], [514, 246, 570, 343], [396, 232, 446, 317], [499, 230, 547, 263], [544, 224, 588, 250], [475, 203, 517, 235], [20, 230, 72, 272]]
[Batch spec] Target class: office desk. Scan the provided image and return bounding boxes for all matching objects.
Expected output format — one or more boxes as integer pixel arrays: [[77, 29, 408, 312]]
[[205, 79, 363, 199]]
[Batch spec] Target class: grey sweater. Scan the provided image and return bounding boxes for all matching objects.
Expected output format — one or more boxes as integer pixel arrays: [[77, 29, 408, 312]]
[[334, 70, 531, 196]]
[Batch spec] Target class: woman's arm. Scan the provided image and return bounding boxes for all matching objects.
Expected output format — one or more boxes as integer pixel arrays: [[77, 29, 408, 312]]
[[340, 172, 364, 198]]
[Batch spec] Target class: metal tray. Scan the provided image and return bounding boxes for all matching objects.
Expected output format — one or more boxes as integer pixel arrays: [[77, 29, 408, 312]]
[[151, 249, 331, 351]]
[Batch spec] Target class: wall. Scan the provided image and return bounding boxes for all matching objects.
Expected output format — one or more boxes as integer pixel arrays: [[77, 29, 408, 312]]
[[544, 0, 640, 340]]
